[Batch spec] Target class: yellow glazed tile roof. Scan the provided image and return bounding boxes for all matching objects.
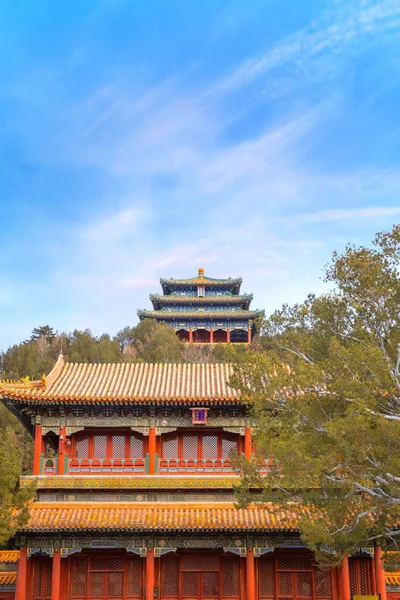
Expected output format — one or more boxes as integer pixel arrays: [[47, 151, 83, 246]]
[[22, 502, 314, 532], [0, 357, 239, 404], [386, 572, 400, 586], [0, 572, 17, 585], [0, 551, 19, 563]]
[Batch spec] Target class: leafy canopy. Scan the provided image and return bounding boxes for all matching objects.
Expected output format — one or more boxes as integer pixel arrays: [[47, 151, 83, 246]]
[[231, 225, 400, 563]]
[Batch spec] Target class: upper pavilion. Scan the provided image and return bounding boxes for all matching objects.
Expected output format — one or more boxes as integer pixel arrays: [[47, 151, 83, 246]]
[[137, 268, 264, 343]]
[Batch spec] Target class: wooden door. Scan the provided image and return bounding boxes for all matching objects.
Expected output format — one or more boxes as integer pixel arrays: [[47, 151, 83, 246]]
[[161, 553, 241, 600], [181, 571, 220, 600]]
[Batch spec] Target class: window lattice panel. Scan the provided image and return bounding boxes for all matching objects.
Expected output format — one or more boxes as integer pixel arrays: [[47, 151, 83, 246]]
[[93, 435, 107, 459], [359, 559, 370, 595], [163, 436, 178, 459], [161, 555, 179, 596], [182, 572, 198, 596], [202, 435, 218, 458], [90, 556, 124, 571], [76, 436, 89, 458], [130, 434, 144, 458], [203, 571, 219, 596], [278, 555, 311, 571], [183, 435, 198, 459], [181, 554, 219, 571], [127, 557, 142, 597], [108, 571, 123, 596], [297, 572, 312, 597], [260, 558, 275, 597], [315, 569, 331, 598], [90, 572, 106, 596], [71, 557, 87, 596], [222, 557, 240, 596], [222, 434, 238, 458], [111, 435, 125, 458], [278, 572, 293, 596]]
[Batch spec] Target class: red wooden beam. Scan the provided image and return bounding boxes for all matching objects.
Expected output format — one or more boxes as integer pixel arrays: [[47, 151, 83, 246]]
[[15, 547, 27, 600], [33, 425, 42, 475], [146, 549, 155, 600]]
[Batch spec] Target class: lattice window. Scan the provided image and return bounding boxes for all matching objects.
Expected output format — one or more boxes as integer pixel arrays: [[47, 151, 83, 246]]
[[297, 572, 312, 597], [76, 435, 89, 458], [349, 557, 371, 596], [222, 556, 240, 596], [279, 572, 293, 596], [315, 570, 331, 598], [359, 559, 371, 595], [203, 571, 219, 595], [278, 555, 311, 571], [130, 434, 143, 458], [182, 572, 199, 595], [183, 435, 198, 459], [108, 571, 123, 596], [90, 571, 106, 596], [91, 556, 124, 571], [161, 555, 179, 596], [127, 557, 142, 597], [71, 557, 87, 596], [181, 554, 219, 571], [349, 562, 357, 597], [260, 557, 275, 597], [222, 434, 238, 458], [163, 435, 179, 459], [202, 435, 218, 458], [111, 435, 125, 459], [33, 558, 51, 600], [93, 435, 108, 459]]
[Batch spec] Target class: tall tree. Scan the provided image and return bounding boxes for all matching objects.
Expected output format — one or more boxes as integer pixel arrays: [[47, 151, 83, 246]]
[[231, 225, 400, 563]]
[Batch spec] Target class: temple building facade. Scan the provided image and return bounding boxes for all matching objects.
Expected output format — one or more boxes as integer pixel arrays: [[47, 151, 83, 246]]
[[138, 268, 264, 343], [0, 355, 392, 600]]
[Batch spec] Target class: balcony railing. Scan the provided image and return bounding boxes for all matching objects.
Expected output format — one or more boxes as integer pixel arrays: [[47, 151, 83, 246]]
[[159, 458, 238, 474], [68, 458, 146, 474], [38, 454, 270, 476]]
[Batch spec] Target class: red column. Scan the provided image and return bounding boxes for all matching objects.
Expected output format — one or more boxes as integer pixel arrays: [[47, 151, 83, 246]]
[[210, 329, 213, 343], [246, 549, 256, 600], [331, 567, 339, 600], [33, 425, 43, 475], [245, 426, 252, 460], [149, 427, 156, 475], [227, 328, 230, 343], [146, 549, 155, 600], [58, 426, 66, 475], [339, 556, 351, 600], [247, 327, 252, 343], [51, 549, 61, 600], [15, 547, 27, 600], [189, 328, 193, 343], [375, 546, 387, 600]]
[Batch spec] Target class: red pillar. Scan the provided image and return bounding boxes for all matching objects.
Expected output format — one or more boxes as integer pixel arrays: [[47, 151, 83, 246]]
[[246, 549, 256, 600], [51, 549, 61, 600], [189, 328, 193, 343], [149, 427, 156, 475], [58, 426, 66, 475], [227, 328, 230, 343], [247, 327, 252, 344], [210, 329, 213, 344], [375, 546, 387, 600], [15, 547, 27, 600], [33, 425, 43, 475], [331, 567, 339, 600], [245, 426, 252, 460], [146, 549, 155, 600], [339, 556, 351, 600]]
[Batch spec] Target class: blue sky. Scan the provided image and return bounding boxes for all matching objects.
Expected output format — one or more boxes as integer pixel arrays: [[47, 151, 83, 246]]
[[1, 0, 400, 350]]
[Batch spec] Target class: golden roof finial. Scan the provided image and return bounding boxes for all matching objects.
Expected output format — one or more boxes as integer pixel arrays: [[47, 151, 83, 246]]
[[198, 268, 204, 277]]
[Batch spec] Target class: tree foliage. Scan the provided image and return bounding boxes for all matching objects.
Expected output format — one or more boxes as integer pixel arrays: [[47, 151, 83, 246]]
[[231, 225, 400, 564]]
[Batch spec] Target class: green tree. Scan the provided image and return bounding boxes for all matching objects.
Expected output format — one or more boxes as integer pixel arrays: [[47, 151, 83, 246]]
[[231, 225, 400, 564], [116, 319, 183, 363], [29, 325, 56, 343]]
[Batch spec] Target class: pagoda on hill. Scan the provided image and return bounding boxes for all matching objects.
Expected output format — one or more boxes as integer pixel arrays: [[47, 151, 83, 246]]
[[138, 268, 264, 343]]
